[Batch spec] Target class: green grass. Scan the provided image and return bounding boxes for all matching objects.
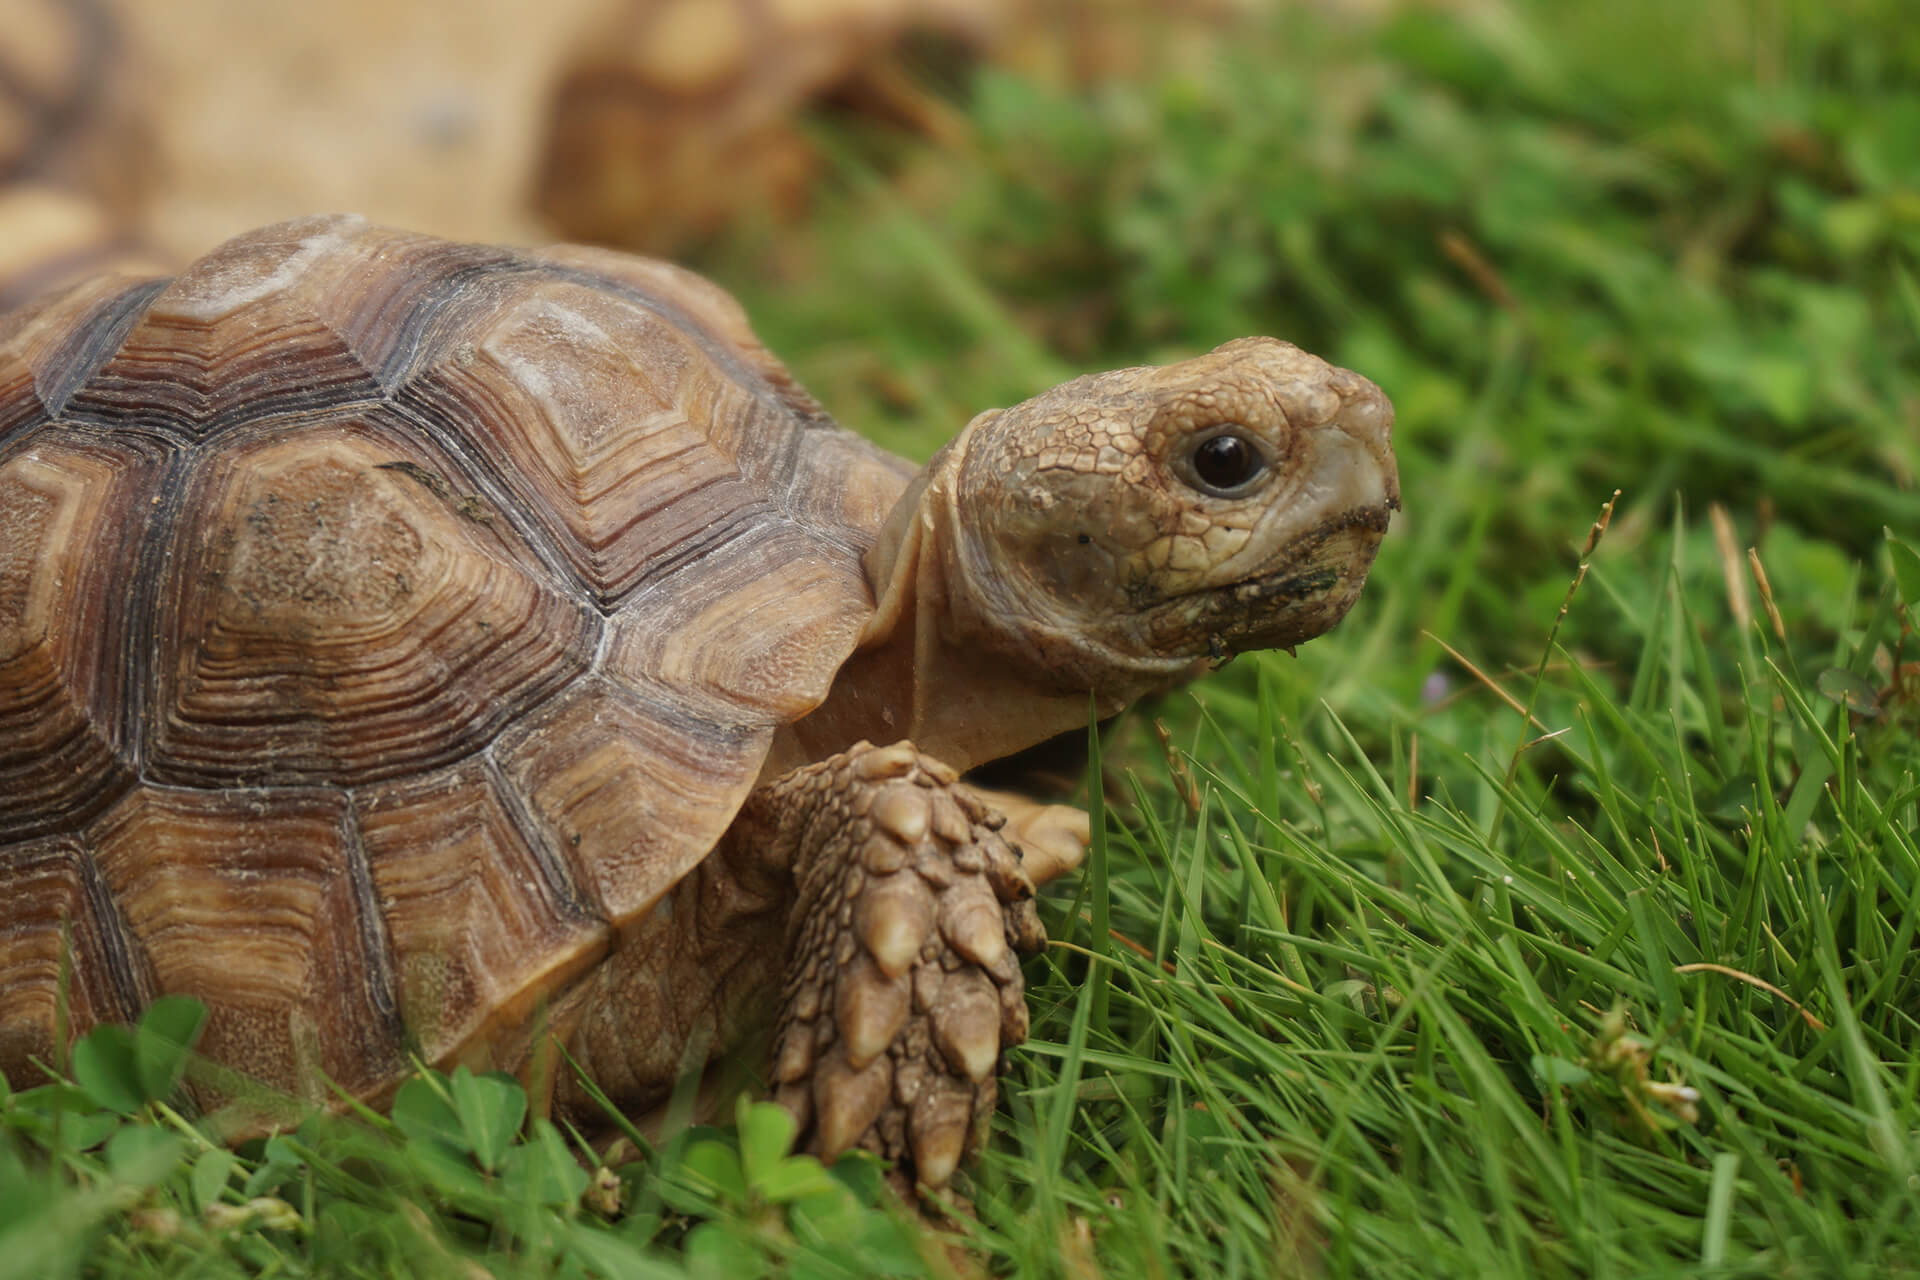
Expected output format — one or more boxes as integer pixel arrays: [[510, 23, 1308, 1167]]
[[8, 0, 1920, 1274]]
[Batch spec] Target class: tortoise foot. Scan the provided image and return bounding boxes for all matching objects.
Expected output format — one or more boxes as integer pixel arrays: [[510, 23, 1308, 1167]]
[[764, 741, 1046, 1190], [963, 786, 1089, 888]]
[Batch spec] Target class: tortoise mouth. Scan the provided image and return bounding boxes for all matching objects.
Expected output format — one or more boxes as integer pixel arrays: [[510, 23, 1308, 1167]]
[[1161, 502, 1393, 653], [1170, 502, 1392, 606]]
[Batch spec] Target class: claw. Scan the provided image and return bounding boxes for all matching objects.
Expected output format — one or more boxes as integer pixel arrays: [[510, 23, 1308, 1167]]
[[951, 787, 995, 826], [981, 831, 1034, 902], [1006, 898, 1047, 954]]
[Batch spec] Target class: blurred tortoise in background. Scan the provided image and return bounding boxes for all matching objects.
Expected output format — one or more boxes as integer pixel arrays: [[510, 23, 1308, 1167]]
[[0, 0, 162, 308], [533, 0, 1267, 252], [0, 215, 1396, 1187], [534, 0, 1004, 251]]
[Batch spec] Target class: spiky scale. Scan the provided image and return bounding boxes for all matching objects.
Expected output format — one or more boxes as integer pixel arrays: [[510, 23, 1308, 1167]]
[[775, 1080, 812, 1134], [837, 955, 910, 1069], [912, 961, 943, 1013], [893, 1054, 929, 1107], [982, 831, 1033, 901], [772, 1025, 813, 1084], [929, 792, 971, 846], [861, 832, 908, 874], [999, 979, 1030, 1045], [814, 1050, 892, 1155], [853, 741, 919, 781], [869, 784, 930, 845], [856, 871, 934, 977], [939, 882, 1008, 970], [908, 1079, 973, 1189], [932, 970, 1000, 1082]]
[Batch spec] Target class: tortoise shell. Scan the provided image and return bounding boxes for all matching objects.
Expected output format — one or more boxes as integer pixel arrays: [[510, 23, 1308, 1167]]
[[0, 214, 914, 1104]]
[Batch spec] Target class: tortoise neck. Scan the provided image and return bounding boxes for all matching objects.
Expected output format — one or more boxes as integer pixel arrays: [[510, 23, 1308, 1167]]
[[759, 437, 1108, 784]]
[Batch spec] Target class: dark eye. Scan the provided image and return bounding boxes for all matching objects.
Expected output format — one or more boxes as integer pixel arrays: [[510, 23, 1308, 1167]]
[[1186, 430, 1266, 495]]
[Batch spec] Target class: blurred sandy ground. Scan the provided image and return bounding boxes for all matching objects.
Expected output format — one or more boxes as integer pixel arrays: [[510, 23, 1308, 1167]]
[[110, 0, 1364, 259], [124, 0, 603, 257]]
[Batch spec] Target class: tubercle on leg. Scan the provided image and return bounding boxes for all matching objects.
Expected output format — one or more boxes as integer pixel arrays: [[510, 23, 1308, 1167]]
[[756, 740, 1048, 1190], [550, 836, 793, 1124]]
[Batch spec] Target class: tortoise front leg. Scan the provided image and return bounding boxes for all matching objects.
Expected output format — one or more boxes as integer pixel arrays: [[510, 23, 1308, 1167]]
[[740, 740, 1057, 1190]]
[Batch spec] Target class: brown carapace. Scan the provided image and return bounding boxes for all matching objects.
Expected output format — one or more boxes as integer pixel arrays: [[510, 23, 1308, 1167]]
[[0, 215, 1396, 1190]]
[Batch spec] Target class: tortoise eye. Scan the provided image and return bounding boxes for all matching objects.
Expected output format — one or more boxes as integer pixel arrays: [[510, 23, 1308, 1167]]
[[1183, 429, 1267, 496]]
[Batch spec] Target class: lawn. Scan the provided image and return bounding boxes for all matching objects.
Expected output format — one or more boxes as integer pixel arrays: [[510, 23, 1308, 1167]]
[[6, 0, 1920, 1275]]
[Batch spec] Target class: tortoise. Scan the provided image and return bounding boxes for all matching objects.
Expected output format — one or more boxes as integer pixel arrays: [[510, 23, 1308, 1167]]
[[532, 0, 1275, 254], [0, 214, 1397, 1187], [0, 0, 160, 309], [534, 0, 1007, 252]]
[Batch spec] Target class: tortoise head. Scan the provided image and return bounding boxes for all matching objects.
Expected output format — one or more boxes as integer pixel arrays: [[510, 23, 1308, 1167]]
[[876, 337, 1399, 701]]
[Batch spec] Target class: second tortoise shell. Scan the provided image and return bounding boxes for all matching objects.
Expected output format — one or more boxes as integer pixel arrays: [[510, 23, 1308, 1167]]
[[0, 214, 915, 1106]]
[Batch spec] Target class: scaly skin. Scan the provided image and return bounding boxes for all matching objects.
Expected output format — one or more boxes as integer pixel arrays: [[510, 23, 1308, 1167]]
[[771, 335, 1400, 780], [731, 337, 1399, 1192], [758, 741, 1053, 1187], [568, 740, 1058, 1190]]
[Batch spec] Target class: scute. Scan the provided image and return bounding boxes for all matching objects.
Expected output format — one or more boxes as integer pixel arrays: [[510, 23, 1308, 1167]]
[[353, 760, 608, 1069], [493, 675, 768, 922], [532, 0, 1005, 253], [0, 271, 163, 432], [607, 520, 874, 722], [426, 274, 784, 603], [0, 217, 899, 1108], [0, 837, 143, 1077], [0, 430, 168, 840], [150, 425, 596, 786], [58, 217, 529, 436], [88, 785, 404, 1105], [61, 218, 387, 434]]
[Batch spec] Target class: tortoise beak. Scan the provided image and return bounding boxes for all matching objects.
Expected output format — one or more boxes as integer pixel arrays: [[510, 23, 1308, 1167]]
[[1199, 505, 1393, 655]]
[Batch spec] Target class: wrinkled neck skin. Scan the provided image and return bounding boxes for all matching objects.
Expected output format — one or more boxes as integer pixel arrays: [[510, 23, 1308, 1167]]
[[762, 426, 1138, 783]]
